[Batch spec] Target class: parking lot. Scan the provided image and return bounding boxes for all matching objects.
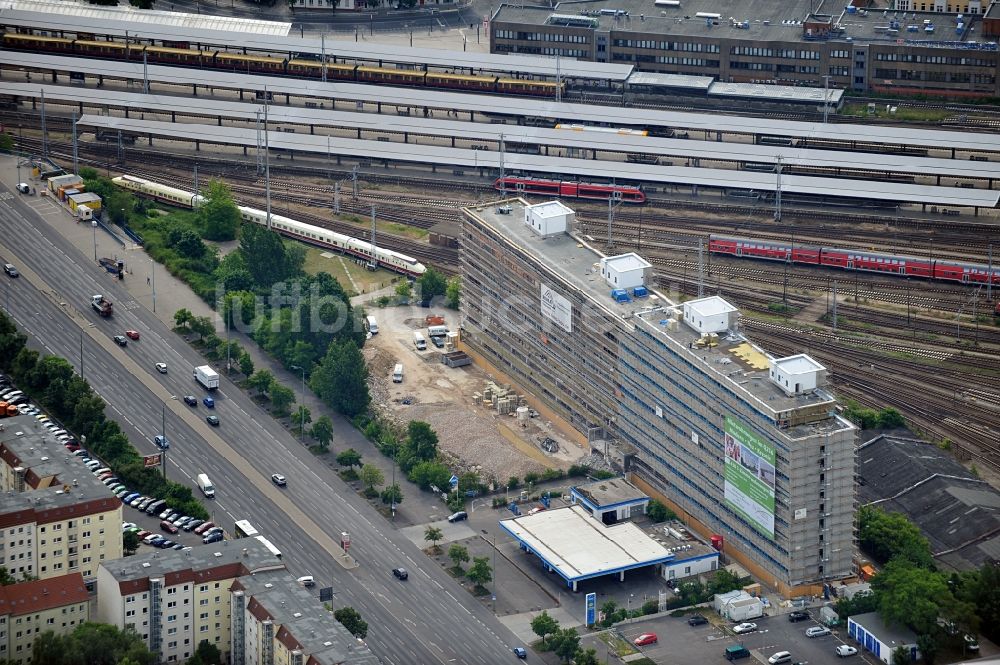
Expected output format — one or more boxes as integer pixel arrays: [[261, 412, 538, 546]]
[[584, 612, 879, 665], [121, 498, 221, 551]]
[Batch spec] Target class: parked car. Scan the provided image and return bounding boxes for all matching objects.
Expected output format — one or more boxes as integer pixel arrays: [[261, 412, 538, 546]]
[[202, 531, 224, 544], [835, 646, 858, 658], [965, 635, 980, 652], [159, 507, 176, 520], [634, 633, 658, 647], [788, 611, 811, 622], [135, 531, 151, 540], [160, 520, 179, 534], [194, 521, 215, 535], [145, 500, 166, 515], [143, 534, 163, 545], [447, 511, 468, 523], [768, 651, 792, 665], [733, 623, 757, 635], [392, 567, 408, 580], [183, 519, 204, 532], [122, 522, 136, 531], [158, 540, 175, 549], [688, 615, 708, 626], [805, 627, 831, 638]]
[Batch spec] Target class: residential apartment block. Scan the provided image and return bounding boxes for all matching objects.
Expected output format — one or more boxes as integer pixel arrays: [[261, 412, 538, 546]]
[[97, 539, 378, 665], [460, 200, 857, 594], [491, 0, 1000, 97], [0, 572, 90, 664], [0, 416, 123, 585]]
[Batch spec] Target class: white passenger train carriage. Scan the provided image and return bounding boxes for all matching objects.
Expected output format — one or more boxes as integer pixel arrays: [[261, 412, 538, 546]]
[[112, 175, 426, 277]]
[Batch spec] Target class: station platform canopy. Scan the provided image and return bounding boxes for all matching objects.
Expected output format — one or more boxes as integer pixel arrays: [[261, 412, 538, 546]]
[[499, 505, 675, 589]]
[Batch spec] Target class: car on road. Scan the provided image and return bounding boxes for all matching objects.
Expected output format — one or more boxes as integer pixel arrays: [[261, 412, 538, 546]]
[[965, 634, 980, 652], [125, 330, 140, 340], [733, 623, 757, 635], [392, 567, 408, 580], [805, 626, 831, 638], [206, 415, 220, 426], [448, 511, 468, 523], [297, 576, 315, 588], [203, 396, 215, 408], [272, 474, 287, 486], [835, 646, 858, 658], [113, 335, 128, 347], [788, 611, 810, 622], [512, 647, 527, 659], [3, 264, 18, 278], [634, 633, 658, 647], [183, 395, 197, 407], [155, 362, 167, 374], [202, 531, 224, 544], [154, 435, 169, 450], [688, 614, 708, 626], [160, 520, 179, 534]]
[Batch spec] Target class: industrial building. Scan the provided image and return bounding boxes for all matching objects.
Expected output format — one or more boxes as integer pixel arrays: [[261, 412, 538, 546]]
[[0, 416, 124, 587], [460, 200, 857, 594], [848, 612, 921, 663], [491, 0, 1000, 97]]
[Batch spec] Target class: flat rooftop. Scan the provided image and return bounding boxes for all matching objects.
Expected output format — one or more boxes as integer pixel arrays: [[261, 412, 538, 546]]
[[499, 504, 674, 582], [774, 354, 825, 375], [709, 82, 846, 104], [498, 0, 999, 45], [573, 477, 648, 508], [469, 200, 845, 422], [105, 537, 285, 584], [626, 71, 715, 90], [851, 611, 919, 646]]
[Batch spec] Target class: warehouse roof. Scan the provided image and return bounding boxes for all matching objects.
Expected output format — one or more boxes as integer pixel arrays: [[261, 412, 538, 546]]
[[499, 505, 674, 583], [625, 71, 715, 90], [0, 6, 631, 80], [74, 114, 1000, 206], [10, 52, 1000, 154], [16, 81, 997, 180], [858, 435, 1000, 570], [572, 477, 648, 509], [708, 82, 845, 104]]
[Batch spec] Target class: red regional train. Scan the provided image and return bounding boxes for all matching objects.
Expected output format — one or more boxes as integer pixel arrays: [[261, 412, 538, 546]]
[[709, 235, 1000, 286], [493, 177, 646, 203]]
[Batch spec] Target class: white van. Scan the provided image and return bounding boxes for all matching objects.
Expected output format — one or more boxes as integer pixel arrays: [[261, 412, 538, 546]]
[[366, 315, 378, 335], [197, 473, 215, 498], [413, 331, 426, 350], [427, 324, 448, 337], [392, 364, 403, 383]]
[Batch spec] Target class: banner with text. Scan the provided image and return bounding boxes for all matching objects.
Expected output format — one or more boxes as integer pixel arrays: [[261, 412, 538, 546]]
[[723, 415, 776, 539]]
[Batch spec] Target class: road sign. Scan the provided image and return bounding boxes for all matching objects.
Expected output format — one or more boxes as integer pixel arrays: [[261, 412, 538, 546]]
[[143, 453, 162, 467], [319, 587, 335, 602], [449, 475, 459, 488], [586, 592, 597, 626]]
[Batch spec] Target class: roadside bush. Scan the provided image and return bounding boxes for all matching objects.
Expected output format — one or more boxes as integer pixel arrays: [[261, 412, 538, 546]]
[[642, 599, 659, 615]]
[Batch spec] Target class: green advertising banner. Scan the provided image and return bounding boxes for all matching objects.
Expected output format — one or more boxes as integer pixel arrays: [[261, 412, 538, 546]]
[[723, 415, 776, 539]]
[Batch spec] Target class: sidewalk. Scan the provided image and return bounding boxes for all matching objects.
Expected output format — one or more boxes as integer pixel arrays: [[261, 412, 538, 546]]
[[1, 154, 447, 528]]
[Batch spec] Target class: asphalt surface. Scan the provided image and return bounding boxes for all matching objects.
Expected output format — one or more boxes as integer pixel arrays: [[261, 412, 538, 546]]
[[0, 183, 526, 664]]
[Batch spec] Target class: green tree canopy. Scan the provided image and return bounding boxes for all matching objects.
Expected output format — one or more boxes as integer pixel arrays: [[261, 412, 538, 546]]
[[310, 415, 334, 449], [466, 556, 492, 588], [448, 543, 470, 571], [32, 623, 155, 665], [872, 560, 950, 635], [198, 181, 240, 241], [416, 267, 447, 301], [424, 526, 443, 550], [359, 464, 384, 491], [552, 628, 580, 663], [269, 383, 295, 417], [859, 505, 933, 568], [310, 340, 370, 417], [238, 222, 302, 288], [445, 276, 461, 309], [530, 611, 559, 647], [336, 448, 362, 468], [333, 607, 369, 639]]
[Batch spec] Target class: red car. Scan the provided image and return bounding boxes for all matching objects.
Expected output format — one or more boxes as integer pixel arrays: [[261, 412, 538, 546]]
[[159, 520, 179, 534], [125, 330, 141, 341], [634, 633, 658, 647], [194, 521, 215, 535]]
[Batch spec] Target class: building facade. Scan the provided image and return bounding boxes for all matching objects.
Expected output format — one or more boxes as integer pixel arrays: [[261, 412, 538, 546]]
[[460, 200, 856, 594], [0, 572, 90, 664], [491, 0, 1000, 97], [0, 417, 123, 585]]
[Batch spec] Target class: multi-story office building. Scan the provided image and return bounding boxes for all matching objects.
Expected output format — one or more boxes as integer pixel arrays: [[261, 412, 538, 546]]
[[0, 417, 123, 585], [460, 200, 857, 594], [97, 539, 378, 665], [0, 572, 90, 664], [491, 0, 1000, 97]]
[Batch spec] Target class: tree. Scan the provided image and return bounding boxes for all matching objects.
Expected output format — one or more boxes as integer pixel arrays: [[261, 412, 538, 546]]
[[551, 628, 580, 663], [168, 229, 206, 258], [128, 0, 155, 9], [238, 351, 254, 377], [269, 383, 295, 417], [646, 499, 675, 522], [457, 471, 481, 495], [189, 316, 214, 341], [395, 281, 412, 303], [380, 483, 402, 506], [408, 460, 451, 491], [192, 640, 223, 665], [310, 340, 370, 417], [878, 408, 906, 429], [359, 464, 384, 492], [247, 369, 274, 397], [873, 560, 950, 635], [173, 308, 194, 329], [0, 133, 13, 153], [333, 607, 368, 639], [239, 222, 301, 287], [574, 647, 600, 665], [859, 505, 933, 568], [531, 611, 560, 648], [466, 556, 492, 589], [406, 420, 439, 462], [123, 530, 140, 555], [891, 646, 911, 665], [293, 404, 312, 436], [416, 267, 447, 301], [970, 563, 1000, 644], [448, 543, 470, 572], [198, 181, 240, 241], [917, 633, 939, 665], [424, 526, 443, 552], [33, 622, 156, 665], [310, 416, 334, 449], [336, 448, 362, 468], [445, 276, 461, 309], [0, 567, 16, 585], [708, 568, 745, 595]]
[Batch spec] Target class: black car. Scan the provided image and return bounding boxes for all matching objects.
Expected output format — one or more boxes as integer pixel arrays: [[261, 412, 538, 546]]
[[430, 335, 444, 348], [113, 335, 128, 347], [788, 610, 811, 623], [183, 395, 197, 407], [3, 264, 18, 278], [688, 614, 709, 626], [392, 567, 408, 580], [206, 415, 220, 426]]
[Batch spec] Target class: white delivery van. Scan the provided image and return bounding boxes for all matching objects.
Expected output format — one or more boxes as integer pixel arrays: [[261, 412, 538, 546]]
[[392, 364, 404, 383], [427, 324, 448, 337], [197, 473, 215, 498], [413, 331, 426, 350], [366, 315, 379, 335]]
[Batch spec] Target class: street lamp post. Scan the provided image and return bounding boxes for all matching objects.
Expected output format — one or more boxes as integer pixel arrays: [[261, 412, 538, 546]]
[[290, 365, 305, 441], [150, 258, 156, 313], [91, 220, 98, 262]]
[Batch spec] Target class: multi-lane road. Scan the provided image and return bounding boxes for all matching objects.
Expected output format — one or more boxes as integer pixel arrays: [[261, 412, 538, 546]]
[[0, 183, 522, 664]]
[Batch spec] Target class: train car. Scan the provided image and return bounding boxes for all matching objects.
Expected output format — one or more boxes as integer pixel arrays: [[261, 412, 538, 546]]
[[286, 59, 357, 80], [212, 51, 287, 73], [356, 66, 426, 87], [554, 124, 649, 137], [933, 260, 1000, 285], [2, 33, 74, 53], [74, 39, 128, 59], [143, 45, 211, 66], [707, 235, 821, 264], [112, 175, 425, 277], [494, 176, 645, 203], [425, 71, 498, 93], [497, 78, 564, 98]]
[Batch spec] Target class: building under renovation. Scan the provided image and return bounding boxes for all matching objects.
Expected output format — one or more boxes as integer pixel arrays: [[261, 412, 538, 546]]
[[460, 199, 857, 594]]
